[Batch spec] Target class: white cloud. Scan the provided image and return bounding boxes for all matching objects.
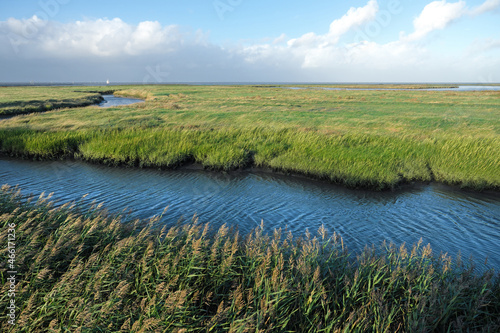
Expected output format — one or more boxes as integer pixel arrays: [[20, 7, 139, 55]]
[[401, 0, 500, 42], [288, 0, 379, 48], [125, 21, 176, 55], [287, 32, 320, 48], [273, 33, 287, 45], [0, 16, 185, 57], [470, 0, 500, 15], [328, 0, 379, 40], [0, 0, 499, 83], [282, 0, 381, 69], [403, 1, 467, 42], [237, 0, 499, 78]]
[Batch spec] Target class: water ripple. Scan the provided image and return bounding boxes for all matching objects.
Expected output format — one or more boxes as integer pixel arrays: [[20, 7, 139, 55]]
[[1, 157, 499, 271]]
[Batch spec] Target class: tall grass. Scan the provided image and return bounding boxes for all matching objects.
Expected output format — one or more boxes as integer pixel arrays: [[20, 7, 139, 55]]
[[0, 185, 499, 332], [1, 127, 498, 190]]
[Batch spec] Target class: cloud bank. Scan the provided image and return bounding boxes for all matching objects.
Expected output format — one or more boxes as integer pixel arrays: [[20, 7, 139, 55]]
[[0, 17, 184, 57], [0, 0, 499, 82]]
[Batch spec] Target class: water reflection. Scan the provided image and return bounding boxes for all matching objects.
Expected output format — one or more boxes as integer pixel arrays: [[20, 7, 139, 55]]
[[99, 95, 144, 108]]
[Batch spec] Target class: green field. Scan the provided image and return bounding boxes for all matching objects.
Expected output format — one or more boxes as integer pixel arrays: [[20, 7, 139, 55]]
[[1, 185, 499, 332], [0, 84, 499, 190]]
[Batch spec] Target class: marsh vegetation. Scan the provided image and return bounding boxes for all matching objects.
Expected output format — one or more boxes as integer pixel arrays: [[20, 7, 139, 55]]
[[0, 84, 498, 190], [0, 86, 109, 116], [0, 185, 499, 332]]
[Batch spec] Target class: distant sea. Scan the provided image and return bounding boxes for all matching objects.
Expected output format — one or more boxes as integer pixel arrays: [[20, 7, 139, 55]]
[[2, 82, 499, 87]]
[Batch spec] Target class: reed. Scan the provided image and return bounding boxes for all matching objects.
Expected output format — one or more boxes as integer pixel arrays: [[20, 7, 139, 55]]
[[1, 185, 498, 332]]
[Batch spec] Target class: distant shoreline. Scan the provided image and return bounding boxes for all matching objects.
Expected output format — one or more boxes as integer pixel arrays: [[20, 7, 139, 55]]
[[2, 82, 500, 87]]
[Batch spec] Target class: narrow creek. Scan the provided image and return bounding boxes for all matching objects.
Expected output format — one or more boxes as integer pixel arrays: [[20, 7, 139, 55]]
[[1, 157, 499, 272], [98, 94, 144, 107]]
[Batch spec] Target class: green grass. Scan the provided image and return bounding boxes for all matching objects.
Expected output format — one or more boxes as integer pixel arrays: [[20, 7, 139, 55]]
[[0, 185, 499, 332], [0, 85, 499, 190], [0, 86, 111, 116]]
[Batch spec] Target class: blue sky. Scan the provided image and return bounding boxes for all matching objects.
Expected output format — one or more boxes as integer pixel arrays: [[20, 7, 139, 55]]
[[0, 0, 499, 83]]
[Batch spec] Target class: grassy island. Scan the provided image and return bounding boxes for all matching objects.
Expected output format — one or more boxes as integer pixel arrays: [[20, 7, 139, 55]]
[[0, 185, 499, 332], [0, 84, 499, 190], [0, 86, 106, 116]]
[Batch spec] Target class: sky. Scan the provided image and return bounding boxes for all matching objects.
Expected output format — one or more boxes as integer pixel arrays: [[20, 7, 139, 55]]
[[0, 0, 499, 83]]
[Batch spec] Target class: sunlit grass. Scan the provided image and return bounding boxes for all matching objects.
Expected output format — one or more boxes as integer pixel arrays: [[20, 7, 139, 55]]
[[0, 185, 498, 332], [0, 85, 499, 190], [1, 125, 498, 190]]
